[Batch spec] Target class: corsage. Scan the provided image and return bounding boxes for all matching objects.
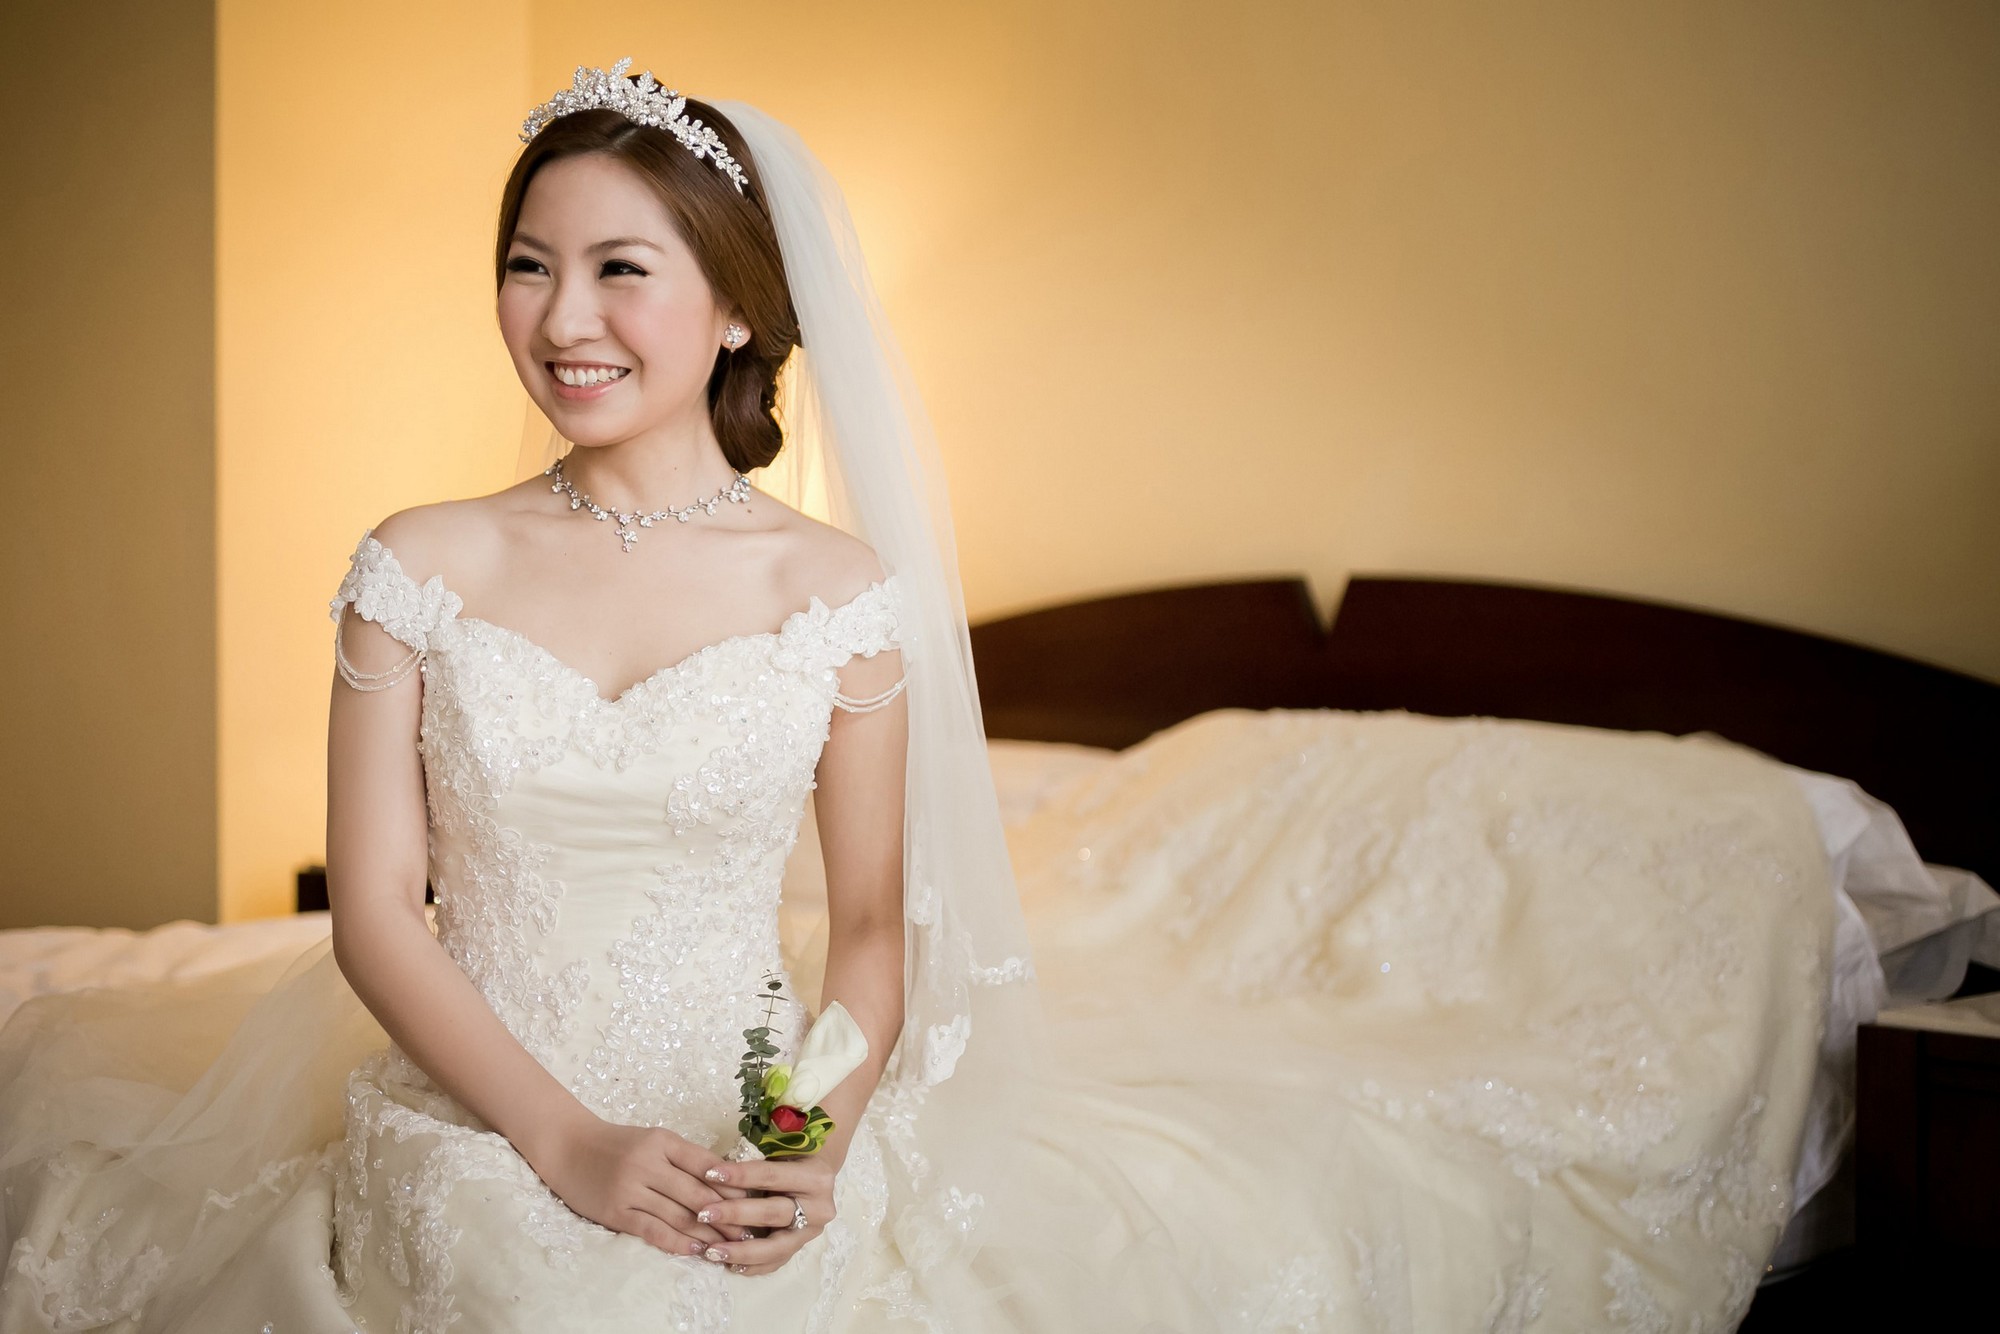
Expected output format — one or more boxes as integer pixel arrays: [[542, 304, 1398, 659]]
[[730, 977, 868, 1160]]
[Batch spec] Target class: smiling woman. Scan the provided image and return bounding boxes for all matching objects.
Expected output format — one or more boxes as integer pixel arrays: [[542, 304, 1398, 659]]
[[494, 102, 801, 477]]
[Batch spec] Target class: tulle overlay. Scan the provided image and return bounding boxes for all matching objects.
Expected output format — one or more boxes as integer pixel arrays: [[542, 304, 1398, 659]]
[[2, 630, 1831, 1331]]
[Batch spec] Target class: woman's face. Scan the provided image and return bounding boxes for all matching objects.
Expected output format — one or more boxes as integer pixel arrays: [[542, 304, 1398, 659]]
[[497, 153, 737, 447]]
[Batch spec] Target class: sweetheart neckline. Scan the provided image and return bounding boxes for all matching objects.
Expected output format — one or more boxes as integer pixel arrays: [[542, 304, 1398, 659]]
[[359, 529, 894, 709]]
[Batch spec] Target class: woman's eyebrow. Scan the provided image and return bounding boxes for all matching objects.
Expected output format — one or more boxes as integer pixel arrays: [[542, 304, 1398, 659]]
[[512, 233, 665, 254]]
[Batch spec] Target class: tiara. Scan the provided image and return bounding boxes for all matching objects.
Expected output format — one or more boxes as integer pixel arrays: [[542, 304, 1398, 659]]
[[519, 56, 748, 194]]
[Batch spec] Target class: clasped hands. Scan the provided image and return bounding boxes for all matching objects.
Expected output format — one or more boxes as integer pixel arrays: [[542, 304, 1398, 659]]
[[535, 1114, 837, 1277]]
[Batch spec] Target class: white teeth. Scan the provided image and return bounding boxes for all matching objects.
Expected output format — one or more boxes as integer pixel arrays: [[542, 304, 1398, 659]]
[[552, 364, 629, 387]]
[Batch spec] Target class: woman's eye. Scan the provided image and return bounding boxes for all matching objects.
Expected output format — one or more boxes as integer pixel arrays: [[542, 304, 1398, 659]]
[[503, 258, 644, 277]]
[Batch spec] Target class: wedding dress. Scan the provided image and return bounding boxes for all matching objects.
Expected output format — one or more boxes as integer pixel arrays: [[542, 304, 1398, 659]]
[[0, 528, 1834, 1332]]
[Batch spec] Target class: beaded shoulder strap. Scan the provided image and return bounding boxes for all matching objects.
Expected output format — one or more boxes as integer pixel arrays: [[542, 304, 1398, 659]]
[[831, 675, 906, 713]]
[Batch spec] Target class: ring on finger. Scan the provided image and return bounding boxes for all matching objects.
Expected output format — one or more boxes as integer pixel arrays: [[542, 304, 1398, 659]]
[[789, 1196, 808, 1231]]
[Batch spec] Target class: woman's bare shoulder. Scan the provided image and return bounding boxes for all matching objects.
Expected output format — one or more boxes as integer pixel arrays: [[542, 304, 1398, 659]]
[[756, 496, 888, 607], [358, 492, 514, 587]]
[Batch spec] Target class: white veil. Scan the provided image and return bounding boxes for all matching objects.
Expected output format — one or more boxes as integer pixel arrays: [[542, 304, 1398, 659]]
[[711, 97, 1044, 1282]]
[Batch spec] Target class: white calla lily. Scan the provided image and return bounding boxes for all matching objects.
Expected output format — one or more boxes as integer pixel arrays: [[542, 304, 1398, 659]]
[[778, 1001, 868, 1109]]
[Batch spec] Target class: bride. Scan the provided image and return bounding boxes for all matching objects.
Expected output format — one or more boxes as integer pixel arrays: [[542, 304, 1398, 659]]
[[0, 58, 1828, 1334], [325, 69, 926, 1322]]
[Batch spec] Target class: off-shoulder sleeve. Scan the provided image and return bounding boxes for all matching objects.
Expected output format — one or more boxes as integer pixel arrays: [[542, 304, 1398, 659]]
[[771, 574, 909, 711], [329, 530, 462, 649], [823, 574, 905, 662], [328, 529, 463, 691], [824, 576, 907, 713]]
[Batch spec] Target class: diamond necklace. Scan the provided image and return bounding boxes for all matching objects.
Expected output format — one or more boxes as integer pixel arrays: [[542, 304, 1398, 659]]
[[543, 453, 753, 553]]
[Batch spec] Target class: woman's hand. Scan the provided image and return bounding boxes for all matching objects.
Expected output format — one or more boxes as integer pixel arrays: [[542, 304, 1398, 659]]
[[690, 1153, 840, 1276], [528, 1113, 753, 1258]]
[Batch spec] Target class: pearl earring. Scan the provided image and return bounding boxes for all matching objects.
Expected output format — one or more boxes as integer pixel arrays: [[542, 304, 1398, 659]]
[[724, 324, 747, 350]]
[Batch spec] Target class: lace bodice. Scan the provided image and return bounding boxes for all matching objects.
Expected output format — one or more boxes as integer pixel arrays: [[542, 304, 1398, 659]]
[[327, 527, 906, 1138]]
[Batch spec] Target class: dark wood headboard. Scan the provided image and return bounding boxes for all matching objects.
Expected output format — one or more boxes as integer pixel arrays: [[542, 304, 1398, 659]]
[[968, 574, 2000, 894]]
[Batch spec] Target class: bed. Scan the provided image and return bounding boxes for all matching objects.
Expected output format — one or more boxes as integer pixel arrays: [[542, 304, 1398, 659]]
[[3, 571, 1994, 1321], [961, 571, 2000, 1299]]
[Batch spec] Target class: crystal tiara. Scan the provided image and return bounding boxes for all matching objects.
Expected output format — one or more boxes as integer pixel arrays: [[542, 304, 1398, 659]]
[[519, 56, 748, 194]]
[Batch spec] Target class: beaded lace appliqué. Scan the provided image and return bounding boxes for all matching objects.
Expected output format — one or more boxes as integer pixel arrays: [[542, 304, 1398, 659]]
[[6, 1197, 169, 1331]]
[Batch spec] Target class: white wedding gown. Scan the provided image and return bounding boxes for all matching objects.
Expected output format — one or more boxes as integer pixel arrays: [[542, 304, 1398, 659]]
[[0, 528, 1835, 1333]]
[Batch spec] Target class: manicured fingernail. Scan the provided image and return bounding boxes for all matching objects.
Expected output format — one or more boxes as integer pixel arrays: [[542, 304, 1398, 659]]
[[697, 1208, 715, 1223], [688, 1240, 705, 1255], [704, 1247, 728, 1263], [704, 1168, 728, 1183]]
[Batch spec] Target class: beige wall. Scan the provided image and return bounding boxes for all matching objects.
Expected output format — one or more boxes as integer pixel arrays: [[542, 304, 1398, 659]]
[[541, 0, 1998, 680], [9, 2, 1996, 927], [216, 0, 532, 921], [0, 1, 217, 930]]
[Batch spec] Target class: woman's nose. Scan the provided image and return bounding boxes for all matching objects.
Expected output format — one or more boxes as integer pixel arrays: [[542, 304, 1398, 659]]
[[540, 274, 606, 343]]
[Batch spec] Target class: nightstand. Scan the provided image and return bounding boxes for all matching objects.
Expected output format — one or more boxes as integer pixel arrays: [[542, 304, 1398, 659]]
[[1856, 992, 2000, 1257]]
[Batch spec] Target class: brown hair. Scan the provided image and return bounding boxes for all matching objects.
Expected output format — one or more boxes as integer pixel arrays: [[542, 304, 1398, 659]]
[[495, 97, 798, 472]]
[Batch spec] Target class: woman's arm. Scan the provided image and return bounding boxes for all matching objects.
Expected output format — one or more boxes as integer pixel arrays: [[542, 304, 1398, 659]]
[[694, 641, 910, 1274], [326, 588, 737, 1256], [801, 642, 911, 1167]]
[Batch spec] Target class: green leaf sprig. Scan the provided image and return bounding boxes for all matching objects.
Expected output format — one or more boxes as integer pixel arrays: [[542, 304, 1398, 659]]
[[736, 974, 836, 1157]]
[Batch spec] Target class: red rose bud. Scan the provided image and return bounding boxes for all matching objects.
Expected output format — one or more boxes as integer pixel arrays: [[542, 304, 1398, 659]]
[[771, 1105, 809, 1133]]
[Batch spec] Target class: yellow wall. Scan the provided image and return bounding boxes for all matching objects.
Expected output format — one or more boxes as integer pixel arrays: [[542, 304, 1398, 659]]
[[13, 2, 1997, 927], [537, 0, 1998, 680], [216, 0, 532, 921], [0, 1, 217, 930]]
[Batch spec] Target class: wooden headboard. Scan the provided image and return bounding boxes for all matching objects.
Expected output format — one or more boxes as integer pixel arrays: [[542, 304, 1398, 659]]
[[968, 574, 2000, 895]]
